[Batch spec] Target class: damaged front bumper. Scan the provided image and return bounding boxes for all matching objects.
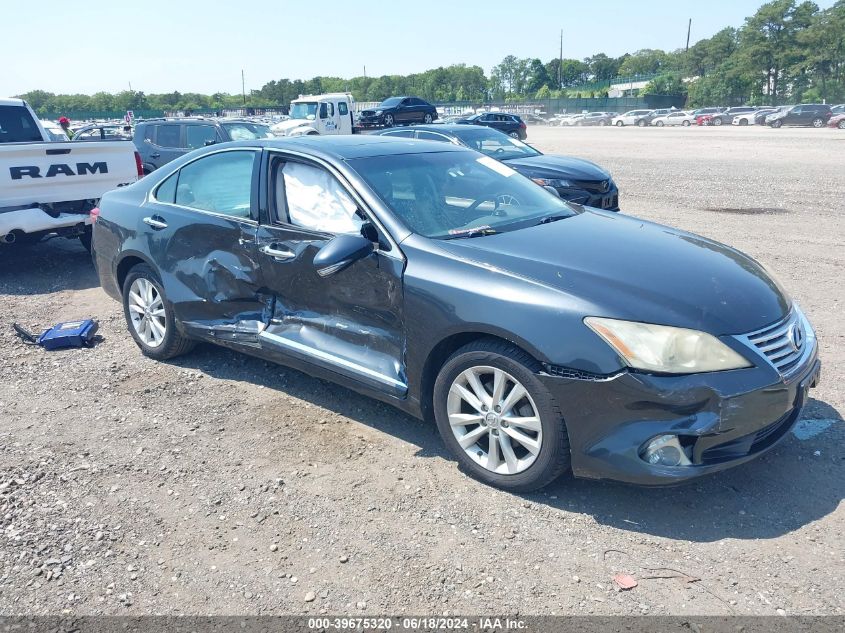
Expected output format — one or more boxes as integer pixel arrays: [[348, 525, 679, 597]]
[[539, 342, 820, 485]]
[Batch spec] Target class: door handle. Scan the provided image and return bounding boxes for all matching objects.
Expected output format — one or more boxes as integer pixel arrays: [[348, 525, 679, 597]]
[[260, 244, 295, 260], [143, 216, 168, 230], [150, 152, 160, 158]]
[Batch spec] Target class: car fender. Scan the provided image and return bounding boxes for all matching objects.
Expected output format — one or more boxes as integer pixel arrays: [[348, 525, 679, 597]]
[[287, 123, 319, 137]]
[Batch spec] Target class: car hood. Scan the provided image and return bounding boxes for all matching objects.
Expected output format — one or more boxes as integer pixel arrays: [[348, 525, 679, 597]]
[[503, 154, 610, 181], [435, 210, 790, 335]]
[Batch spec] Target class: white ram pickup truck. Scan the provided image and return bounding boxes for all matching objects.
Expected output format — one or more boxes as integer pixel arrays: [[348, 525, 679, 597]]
[[1, 98, 141, 249]]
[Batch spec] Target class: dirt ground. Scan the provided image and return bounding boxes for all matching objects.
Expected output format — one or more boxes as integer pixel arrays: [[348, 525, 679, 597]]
[[0, 125, 842, 617]]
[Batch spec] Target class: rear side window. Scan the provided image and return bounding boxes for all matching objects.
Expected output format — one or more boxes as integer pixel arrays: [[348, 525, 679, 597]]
[[417, 131, 450, 142], [155, 124, 181, 148], [185, 125, 217, 149], [381, 130, 414, 138], [0, 105, 43, 143], [155, 172, 178, 203], [174, 151, 256, 218]]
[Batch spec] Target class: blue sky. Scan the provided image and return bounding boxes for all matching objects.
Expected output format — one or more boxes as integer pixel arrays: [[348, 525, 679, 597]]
[[2, 0, 836, 96]]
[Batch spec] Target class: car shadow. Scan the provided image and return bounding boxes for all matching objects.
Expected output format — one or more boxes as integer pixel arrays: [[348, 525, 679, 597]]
[[0, 238, 98, 294], [172, 345, 843, 542]]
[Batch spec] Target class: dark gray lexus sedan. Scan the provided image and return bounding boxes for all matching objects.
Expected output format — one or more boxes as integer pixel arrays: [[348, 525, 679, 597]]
[[91, 136, 820, 492]]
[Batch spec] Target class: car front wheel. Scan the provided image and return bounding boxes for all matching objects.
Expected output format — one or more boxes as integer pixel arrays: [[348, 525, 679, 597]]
[[433, 339, 571, 492], [122, 264, 195, 360], [615, 121, 624, 127], [771, 120, 783, 128], [839, 120, 845, 130], [637, 119, 647, 127], [383, 114, 395, 127]]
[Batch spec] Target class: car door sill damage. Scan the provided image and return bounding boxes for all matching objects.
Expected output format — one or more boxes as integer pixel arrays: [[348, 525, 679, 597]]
[[258, 330, 408, 395]]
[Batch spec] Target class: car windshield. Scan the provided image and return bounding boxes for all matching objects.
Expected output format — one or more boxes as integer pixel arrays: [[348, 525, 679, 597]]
[[221, 122, 273, 140], [450, 127, 540, 160], [350, 151, 574, 239], [379, 97, 403, 108], [289, 102, 318, 120]]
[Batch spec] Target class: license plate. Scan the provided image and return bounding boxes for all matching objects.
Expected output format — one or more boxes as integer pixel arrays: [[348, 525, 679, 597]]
[[601, 195, 614, 209]]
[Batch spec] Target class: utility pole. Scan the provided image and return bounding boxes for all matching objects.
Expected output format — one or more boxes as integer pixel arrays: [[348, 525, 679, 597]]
[[128, 81, 132, 92], [363, 65, 367, 79], [559, 29, 563, 90], [241, 69, 246, 105], [685, 19, 692, 52]]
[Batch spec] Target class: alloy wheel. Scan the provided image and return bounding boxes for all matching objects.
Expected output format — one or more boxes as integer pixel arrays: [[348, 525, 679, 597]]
[[446, 366, 542, 475], [127, 278, 166, 348], [812, 118, 824, 128]]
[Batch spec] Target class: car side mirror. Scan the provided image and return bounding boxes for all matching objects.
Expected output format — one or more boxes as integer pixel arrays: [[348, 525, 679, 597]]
[[313, 233, 374, 277]]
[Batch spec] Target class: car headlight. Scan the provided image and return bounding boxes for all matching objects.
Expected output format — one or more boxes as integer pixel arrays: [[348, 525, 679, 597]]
[[531, 177, 573, 188], [376, 110, 383, 116], [584, 317, 752, 374]]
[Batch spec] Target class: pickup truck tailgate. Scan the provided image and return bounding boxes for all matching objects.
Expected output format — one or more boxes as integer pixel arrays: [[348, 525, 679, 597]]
[[0, 141, 139, 209]]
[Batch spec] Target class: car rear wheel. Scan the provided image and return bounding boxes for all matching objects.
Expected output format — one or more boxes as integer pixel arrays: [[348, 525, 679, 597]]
[[508, 131, 520, 138], [122, 264, 195, 360], [383, 114, 395, 127], [598, 120, 607, 126], [771, 120, 783, 128], [682, 120, 691, 127], [433, 339, 571, 492], [811, 117, 824, 128], [637, 119, 647, 127], [713, 118, 723, 126], [423, 113, 433, 123]]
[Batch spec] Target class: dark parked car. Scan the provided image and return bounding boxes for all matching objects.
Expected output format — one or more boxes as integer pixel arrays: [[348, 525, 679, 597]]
[[133, 117, 273, 173], [768, 104, 832, 128], [72, 123, 133, 141], [709, 106, 757, 126], [357, 96, 438, 128], [375, 125, 619, 210], [456, 112, 527, 139], [92, 136, 819, 492]]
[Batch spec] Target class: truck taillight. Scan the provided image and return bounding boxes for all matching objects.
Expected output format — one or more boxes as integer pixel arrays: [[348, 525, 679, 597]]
[[134, 151, 144, 178], [90, 207, 100, 223]]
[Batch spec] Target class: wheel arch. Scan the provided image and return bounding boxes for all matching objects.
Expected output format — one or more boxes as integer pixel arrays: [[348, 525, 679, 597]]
[[115, 250, 158, 296], [418, 329, 546, 422]]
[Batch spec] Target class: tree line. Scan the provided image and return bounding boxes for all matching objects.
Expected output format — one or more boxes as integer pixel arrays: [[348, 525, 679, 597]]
[[16, 0, 844, 115]]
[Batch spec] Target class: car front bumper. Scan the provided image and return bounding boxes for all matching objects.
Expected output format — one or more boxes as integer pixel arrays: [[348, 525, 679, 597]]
[[358, 114, 385, 127], [555, 185, 620, 211], [539, 340, 820, 485]]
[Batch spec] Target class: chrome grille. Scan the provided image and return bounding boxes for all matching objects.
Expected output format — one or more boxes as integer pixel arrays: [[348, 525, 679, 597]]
[[745, 311, 806, 376], [573, 179, 610, 193]]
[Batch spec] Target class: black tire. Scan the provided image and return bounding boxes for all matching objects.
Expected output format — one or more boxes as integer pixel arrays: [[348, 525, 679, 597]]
[[811, 117, 824, 128], [839, 120, 845, 130], [682, 120, 691, 127], [598, 120, 607, 126], [739, 119, 748, 126], [713, 117, 723, 126], [79, 226, 92, 252], [423, 113, 434, 124], [433, 339, 571, 492], [656, 121, 664, 127], [122, 263, 196, 360], [615, 120, 624, 127], [508, 131, 519, 138], [383, 114, 395, 128], [771, 120, 783, 128], [637, 119, 647, 127]]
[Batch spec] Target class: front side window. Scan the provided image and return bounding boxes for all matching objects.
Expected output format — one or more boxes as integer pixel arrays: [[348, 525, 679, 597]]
[[0, 106, 42, 143], [185, 125, 217, 149], [381, 130, 415, 138], [319, 103, 328, 119], [338, 102, 349, 116], [276, 161, 363, 235], [351, 151, 572, 239], [451, 127, 539, 160], [174, 150, 255, 218]]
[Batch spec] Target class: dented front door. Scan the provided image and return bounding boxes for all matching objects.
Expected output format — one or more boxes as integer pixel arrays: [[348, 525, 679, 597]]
[[254, 156, 406, 397]]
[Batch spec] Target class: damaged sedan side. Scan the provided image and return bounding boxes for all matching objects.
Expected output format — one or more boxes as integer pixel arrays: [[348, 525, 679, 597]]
[[92, 136, 820, 492]]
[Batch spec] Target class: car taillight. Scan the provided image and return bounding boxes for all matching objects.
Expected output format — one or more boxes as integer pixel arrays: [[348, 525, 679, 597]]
[[520, 121, 526, 128], [90, 207, 100, 223], [134, 151, 144, 178]]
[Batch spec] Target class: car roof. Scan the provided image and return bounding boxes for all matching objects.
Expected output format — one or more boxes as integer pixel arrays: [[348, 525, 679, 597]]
[[379, 124, 510, 137], [215, 135, 469, 160], [0, 97, 26, 107]]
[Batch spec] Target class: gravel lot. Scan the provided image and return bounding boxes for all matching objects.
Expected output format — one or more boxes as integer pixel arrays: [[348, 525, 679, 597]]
[[0, 125, 842, 617]]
